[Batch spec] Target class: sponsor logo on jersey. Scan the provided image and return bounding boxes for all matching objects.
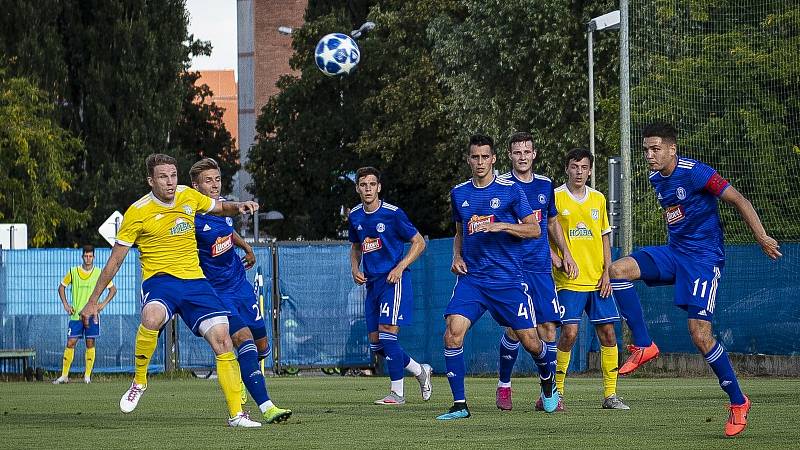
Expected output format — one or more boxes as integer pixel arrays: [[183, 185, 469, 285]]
[[490, 197, 501, 209], [202, 224, 211, 231], [170, 218, 193, 235], [183, 205, 193, 215], [665, 205, 685, 225], [538, 194, 546, 204], [568, 222, 593, 239], [467, 214, 495, 234], [676, 187, 687, 200], [211, 234, 233, 257], [376, 222, 385, 233], [462, 200, 470, 207], [591, 208, 599, 220], [362, 237, 383, 253], [531, 209, 542, 223]]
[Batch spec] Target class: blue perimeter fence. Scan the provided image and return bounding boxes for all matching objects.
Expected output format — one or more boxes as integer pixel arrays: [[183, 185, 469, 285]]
[[1, 241, 798, 376]]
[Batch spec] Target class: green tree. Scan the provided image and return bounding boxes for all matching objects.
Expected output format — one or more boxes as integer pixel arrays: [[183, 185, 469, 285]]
[[0, 69, 89, 246]]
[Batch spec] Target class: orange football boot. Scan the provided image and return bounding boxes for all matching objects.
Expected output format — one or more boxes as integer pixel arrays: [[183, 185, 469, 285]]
[[725, 395, 751, 437], [618, 342, 660, 376]]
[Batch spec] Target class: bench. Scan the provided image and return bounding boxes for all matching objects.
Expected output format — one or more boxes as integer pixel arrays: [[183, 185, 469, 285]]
[[0, 349, 39, 380]]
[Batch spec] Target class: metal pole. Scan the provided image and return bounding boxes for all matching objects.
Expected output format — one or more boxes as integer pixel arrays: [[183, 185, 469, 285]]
[[608, 157, 622, 248], [620, 0, 633, 256], [588, 29, 596, 188], [271, 242, 281, 374], [253, 213, 259, 243]]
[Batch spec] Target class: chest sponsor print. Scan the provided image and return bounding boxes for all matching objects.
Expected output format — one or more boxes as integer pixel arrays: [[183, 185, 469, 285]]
[[468, 214, 495, 235], [362, 237, 383, 253], [665, 205, 685, 225], [211, 234, 234, 257], [170, 218, 193, 235], [568, 222, 594, 239]]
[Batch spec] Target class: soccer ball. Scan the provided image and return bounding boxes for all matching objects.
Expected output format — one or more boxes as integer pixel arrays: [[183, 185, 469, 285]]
[[314, 33, 360, 76]]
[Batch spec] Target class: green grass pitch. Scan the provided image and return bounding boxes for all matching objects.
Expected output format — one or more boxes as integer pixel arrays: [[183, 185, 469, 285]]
[[2, 375, 798, 448]]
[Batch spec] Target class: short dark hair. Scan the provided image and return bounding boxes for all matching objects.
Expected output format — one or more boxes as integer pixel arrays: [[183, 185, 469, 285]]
[[82, 244, 94, 255], [467, 134, 495, 155], [145, 153, 178, 177], [189, 158, 221, 184], [507, 132, 535, 151], [642, 121, 678, 144], [355, 166, 381, 184], [564, 148, 594, 168]]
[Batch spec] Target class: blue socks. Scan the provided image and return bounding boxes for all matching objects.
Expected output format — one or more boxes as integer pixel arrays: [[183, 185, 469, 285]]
[[611, 279, 654, 347], [531, 339, 554, 380], [498, 334, 519, 384], [258, 342, 271, 362], [545, 340, 557, 375], [705, 342, 746, 405], [237, 340, 270, 406], [444, 347, 466, 402], [370, 342, 386, 358], [378, 332, 405, 382]]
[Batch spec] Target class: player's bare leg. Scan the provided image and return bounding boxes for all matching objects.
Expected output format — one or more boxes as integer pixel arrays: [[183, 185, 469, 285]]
[[437, 315, 471, 420]]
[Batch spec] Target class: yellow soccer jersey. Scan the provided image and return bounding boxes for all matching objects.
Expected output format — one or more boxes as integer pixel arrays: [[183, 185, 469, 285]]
[[551, 184, 611, 291], [116, 185, 215, 281]]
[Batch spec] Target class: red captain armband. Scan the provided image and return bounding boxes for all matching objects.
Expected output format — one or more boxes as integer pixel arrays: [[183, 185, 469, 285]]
[[705, 172, 729, 196]]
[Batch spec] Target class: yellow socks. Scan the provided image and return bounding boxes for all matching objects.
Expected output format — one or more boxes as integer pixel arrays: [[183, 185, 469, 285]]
[[600, 344, 619, 398], [216, 352, 243, 418], [133, 325, 159, 386], [555, 349, 571, 395], [61, 347, 75, 378], [85, 347, 96, 379]]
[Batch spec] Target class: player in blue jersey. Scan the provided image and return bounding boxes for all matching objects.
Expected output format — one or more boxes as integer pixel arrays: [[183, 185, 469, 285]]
[[348, 166, 433, 406], [494, 132, 577, 412], [608, 122, 782, 437], [437, 134, 559, 420], [190, 158, 292, 424]]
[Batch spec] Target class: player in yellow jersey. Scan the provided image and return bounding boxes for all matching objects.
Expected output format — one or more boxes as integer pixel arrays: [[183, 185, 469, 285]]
[[550, 148, 629, 410], [80, 154, 262, 427], [53, 244, 116, 384]]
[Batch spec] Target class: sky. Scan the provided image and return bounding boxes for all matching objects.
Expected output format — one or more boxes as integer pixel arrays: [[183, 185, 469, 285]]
[[186, 0, 238, 78]]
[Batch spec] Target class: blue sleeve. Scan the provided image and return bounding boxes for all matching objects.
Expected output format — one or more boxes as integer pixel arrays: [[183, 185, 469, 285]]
[[512, 184, 534, 220], [347, 214, 359, 243], [547, 184, 558, 217], [689, 162, 716, 193], [450, 190, 462, 223], [394, 208, 418, 242]]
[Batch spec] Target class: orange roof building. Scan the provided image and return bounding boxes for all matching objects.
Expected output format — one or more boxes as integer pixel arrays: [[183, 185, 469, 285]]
[[195, 69, 239, 148]]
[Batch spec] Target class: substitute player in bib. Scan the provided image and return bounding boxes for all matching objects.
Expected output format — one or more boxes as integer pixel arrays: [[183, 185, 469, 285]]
[[494, 132, 578, 411], [80, 154, 262, 428], [348, 166, 433, 406], [608, 122, 782, 436], [551, 148, 628, 410], [190, 158, 291, 424], [437, 134, 558, 420], [54, 245, 117, 384]]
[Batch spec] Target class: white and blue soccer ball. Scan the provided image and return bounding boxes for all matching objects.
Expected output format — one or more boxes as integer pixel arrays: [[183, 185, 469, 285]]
[[314, 33, 360, 77]]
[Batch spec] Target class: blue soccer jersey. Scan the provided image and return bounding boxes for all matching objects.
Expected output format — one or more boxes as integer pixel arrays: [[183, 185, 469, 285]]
[[194, 203, 248, 293], [499, 171, 557, 273], [450, 177, 534, 286], [649, 157, 730, 263], [348, 201, 419, 280]]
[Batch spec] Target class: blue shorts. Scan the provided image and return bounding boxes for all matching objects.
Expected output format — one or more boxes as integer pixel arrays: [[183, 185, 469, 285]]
[[68, 319, 99, 339], [365, 274, 413, 333], [445, 275, 535, 330], [632, 246, 723, 321], [216, 280, 268, 341], [141, 275, 231, 336], [524, 271, 562, 325], [558, 289, 620, 324]]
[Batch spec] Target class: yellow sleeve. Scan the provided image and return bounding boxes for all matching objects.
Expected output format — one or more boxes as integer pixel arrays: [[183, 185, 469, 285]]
[[599, 194, 611, 235], [116, 206, 143, 246], [61, 270, 72, 286], [187, 187, 214, 214]]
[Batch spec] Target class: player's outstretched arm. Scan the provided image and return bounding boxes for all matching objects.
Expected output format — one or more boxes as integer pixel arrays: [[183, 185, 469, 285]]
[[350, 243, 367, 285], [232, 232, 256, 269], [451, 224, 468, 275], [720, 186, 782, 260], [547, 216, 578, 279], [387, 232, 426, 284], [81, 244, 131, 326], [479, 214, 540, 238], [210, 200, 260, 217]]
